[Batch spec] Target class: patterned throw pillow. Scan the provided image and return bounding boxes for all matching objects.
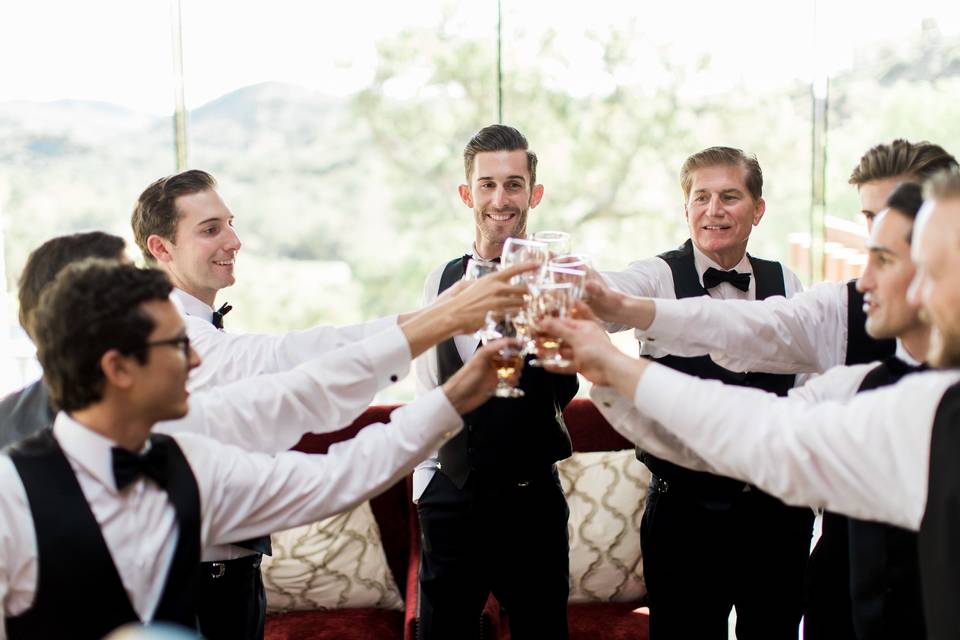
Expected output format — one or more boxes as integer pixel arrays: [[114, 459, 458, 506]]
[[261, 500, 404, 613], [558, 449, 651, 603]]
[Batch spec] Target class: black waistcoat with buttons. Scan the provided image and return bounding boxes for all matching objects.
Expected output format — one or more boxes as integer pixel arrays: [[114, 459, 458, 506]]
[[639, 239, 796, 494], [845, 280, 897, 366], [843, 357, 927, 640], [918, 381, 960, 640], [434, 255, 578, 488], [4, 429, 201, 639]]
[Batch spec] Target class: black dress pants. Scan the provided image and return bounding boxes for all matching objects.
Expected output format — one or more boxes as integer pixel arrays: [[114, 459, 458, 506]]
[[804, 513, 857, 640], [196, 554, 266, 640], [641, 478, 814, 640], [416, 468, 570, 640]]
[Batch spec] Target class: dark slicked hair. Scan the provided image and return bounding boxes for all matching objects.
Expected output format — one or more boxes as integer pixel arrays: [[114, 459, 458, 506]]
[[33, 261, 173, 412], [884, 182, 924, 244], [463, 125, 537, 185], [849, 140, 957, 187], [17, 232, 126, 340], [131, 169, 217, 262], [680, 146, 763, 202]]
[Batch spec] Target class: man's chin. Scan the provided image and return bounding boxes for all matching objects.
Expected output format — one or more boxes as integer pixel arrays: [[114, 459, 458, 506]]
[[929, 327, 960, 369]]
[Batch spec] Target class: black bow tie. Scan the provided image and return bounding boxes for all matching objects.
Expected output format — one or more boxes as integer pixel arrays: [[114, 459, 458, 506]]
[[702, 267, 751, 292], [461, 254, 501, 272], [886, 357, 929, 378], [211, 302, 232, 329], [111, 441, 170, 491]]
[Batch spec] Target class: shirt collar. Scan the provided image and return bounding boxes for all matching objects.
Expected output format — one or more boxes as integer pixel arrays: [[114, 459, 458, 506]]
[[895, 339, 924, 367], [171, 287, 214, 323], [469, 242, 502, 264], [53, 412, 148, 494], [691, 243, 752, 285]]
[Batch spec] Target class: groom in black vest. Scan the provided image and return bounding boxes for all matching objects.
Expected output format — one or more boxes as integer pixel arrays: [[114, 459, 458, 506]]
[[604, 147, 814, 639], [413, 125, 579, 639]]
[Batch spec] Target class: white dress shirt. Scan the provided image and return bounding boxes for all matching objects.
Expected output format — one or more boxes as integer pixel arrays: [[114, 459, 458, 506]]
[[593, 341, 920, 479], [607, 360, 960, 530], [637, 280, 849, 375], [0, 390, 462, 638], [171, 288, 406, 561], [172, 288, 399, 392], [412, 245, 493, 501], [602, 243, 804, 368]]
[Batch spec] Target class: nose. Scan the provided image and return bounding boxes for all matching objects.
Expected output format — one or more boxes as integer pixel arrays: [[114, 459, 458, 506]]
[[857, 260, 875, 294], [706, 194, 723, 217], [225, 225, 242, 252], [906, 272, 925, 307], [492, 185, 508, 208], [187, 345, 201, 371]]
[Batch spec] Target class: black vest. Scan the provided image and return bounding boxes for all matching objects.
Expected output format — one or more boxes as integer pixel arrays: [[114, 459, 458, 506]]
[[846, 358, 927, 640], [639, 239, 796, 494], [918, 381, 960, 640], [434, 255, 578, 488], [845, 280, 897, 366], [4, 430, 201, 639]]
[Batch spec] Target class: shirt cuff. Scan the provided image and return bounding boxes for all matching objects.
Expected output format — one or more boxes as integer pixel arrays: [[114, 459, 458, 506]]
[[636, 298, 685, 344], [360, 325, 413, 391], [589, 385, 636, 427], [633, 361, 688, 422], [404, 386, 464, 445], [363, 314, 400, 338]]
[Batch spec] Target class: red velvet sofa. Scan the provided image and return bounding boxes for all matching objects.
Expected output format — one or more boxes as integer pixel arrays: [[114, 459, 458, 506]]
[[264, 399, 650, 640]]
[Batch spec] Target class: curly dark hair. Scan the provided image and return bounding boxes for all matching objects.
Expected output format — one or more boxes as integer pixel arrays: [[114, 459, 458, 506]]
[[131, 169, 217, 263], [17, 231, 126, 340], [33, 260, 173, 412]]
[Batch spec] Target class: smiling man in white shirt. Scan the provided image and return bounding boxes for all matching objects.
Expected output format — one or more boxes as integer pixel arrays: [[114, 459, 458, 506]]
[[603, 146, 811, 640], [593, 140, 957, 375], [0, 260, 509, 640], [129, 168, 524, 639], [544, 168, 960, 640]]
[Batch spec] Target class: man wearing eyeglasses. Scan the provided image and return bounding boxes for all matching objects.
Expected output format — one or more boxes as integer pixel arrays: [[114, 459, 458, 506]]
[[0, 260, 512, 640]]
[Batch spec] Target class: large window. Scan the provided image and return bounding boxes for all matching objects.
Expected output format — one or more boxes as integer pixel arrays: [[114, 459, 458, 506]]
[[3, 1, 960, 399]]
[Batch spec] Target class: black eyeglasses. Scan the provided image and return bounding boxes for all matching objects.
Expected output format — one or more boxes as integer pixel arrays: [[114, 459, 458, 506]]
[[143, 335, 192, 359]]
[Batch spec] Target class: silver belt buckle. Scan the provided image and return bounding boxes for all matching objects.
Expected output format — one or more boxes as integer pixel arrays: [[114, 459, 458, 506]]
[[210, 562, 226, 579]]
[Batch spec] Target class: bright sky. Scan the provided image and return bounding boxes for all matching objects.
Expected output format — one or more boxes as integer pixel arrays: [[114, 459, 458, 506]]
[[1, 0, 958, 115]]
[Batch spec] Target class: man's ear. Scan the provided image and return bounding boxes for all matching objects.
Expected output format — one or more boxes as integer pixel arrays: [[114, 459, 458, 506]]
[[458, 184, 474, 208], [146, 235, 174, 264], [100, 349, 137, 390], [753, 198, 766, 226], [529, 184, 545, 209]]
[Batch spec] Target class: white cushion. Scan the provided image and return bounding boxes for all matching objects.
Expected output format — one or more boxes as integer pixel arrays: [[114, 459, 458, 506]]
[[261, 500, 404, 613], [558, 449, 650, 603]]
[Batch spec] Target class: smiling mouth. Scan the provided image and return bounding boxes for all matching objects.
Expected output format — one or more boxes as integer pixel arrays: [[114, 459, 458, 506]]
[[702, 225, 731, 231], [486, 212, 517, 222], [213, 259, 235, 267]]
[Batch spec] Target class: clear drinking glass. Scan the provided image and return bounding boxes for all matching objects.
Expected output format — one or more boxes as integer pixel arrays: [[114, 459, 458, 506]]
[[547, 265, 587, 301], [528, 281, 574, 367], [481, 322, 526, 398], [465, 258, 502, 341], [500, 237, 549, 284], [532, 230, 572, 259]]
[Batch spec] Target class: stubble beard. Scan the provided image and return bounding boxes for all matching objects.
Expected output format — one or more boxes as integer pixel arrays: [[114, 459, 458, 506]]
[[476, 207, 529, 246]]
